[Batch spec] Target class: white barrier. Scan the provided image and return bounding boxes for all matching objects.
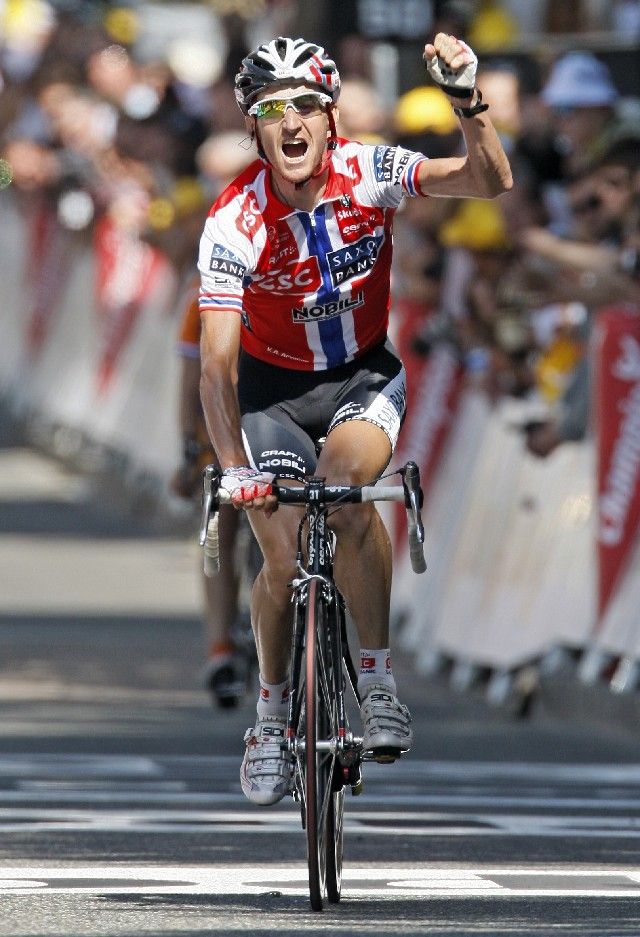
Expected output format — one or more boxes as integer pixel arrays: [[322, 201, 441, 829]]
[[400, 394, 597, 674], [22, 246, 96, 426], [395, 389, 491, 663], [0, 198, 33, 396], [0, 196, 180, 483], [4, 196, 640, 695]]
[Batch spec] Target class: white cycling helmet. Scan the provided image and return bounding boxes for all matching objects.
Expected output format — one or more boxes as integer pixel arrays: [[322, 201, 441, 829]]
[[235, 36, 341, 115]]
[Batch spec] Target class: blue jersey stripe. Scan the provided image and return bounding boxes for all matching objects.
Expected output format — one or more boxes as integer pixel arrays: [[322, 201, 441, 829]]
[[298, 207, 347, 368]]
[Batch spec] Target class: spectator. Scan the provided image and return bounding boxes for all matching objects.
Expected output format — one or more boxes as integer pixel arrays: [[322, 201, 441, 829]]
[[335, 77, 390, 143], [541, 52, 620, 177], [518, 134, 640, 458], [467, 0, 520, 53]]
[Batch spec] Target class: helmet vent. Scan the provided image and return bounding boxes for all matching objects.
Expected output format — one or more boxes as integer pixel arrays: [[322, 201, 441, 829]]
[[293, 48, 316, 68], [248, 53, 275, 72]]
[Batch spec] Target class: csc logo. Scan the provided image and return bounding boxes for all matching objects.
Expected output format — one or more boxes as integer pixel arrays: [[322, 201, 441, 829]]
[[252, 260, 320, 293], [235, 193, 261, 240]]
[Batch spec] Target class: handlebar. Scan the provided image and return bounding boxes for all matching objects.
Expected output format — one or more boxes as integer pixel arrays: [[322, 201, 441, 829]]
[[199, 461, 427, 576]]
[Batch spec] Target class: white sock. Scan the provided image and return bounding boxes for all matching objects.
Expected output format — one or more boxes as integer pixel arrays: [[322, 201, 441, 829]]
[[358, 648, 396, 695], [256, 676, 290, 718]]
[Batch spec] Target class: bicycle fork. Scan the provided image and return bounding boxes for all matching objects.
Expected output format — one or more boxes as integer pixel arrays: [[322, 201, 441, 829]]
[[285, 579, 363, 797]]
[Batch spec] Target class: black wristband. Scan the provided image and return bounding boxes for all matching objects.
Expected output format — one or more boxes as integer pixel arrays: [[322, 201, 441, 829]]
[[438, 84, 474, 99], [453, 87, 489, 118]]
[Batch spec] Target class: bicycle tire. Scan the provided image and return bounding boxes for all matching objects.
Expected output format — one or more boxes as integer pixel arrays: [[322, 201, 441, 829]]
[[303, 577, 343, 912], [304, 578, 326, 910], [324, 597, 345, 903]]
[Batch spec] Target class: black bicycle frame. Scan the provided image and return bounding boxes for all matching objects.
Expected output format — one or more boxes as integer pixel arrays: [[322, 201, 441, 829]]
[[285, 478, 359, 763]]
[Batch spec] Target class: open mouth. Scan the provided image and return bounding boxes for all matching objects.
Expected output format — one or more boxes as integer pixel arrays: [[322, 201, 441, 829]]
[[282, 140, 308, 161]]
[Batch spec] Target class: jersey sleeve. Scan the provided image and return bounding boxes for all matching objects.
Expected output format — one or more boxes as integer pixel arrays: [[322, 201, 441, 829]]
[[355, 143, 428, 208], [197, 201, 254, 319]]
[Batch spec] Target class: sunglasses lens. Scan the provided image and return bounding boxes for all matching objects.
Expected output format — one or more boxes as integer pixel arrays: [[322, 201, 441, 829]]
[[253, 94, 325, 119], [255, 100, 287, 119], [293, 95, 322, 116]]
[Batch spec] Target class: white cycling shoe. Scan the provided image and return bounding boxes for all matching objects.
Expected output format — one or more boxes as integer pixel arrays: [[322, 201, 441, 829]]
[[360, 684, 413, 762], [240, 715, 293, 805]]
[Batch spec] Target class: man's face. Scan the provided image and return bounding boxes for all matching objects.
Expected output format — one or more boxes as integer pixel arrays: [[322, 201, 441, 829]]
[[595, 163, 635, 221], [248, 83, 332, 186], [554, 106, 610, 153]]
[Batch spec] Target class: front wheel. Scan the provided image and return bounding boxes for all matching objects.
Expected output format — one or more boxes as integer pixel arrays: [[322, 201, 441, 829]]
[[303, 578, 344, 911]]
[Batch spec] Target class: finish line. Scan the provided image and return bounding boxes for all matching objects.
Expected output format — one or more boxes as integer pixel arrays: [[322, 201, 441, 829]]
[[1, 866, 640, 897]]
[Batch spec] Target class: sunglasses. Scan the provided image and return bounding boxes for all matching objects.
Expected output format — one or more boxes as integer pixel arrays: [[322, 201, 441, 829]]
[[248, 92, 332, 121]]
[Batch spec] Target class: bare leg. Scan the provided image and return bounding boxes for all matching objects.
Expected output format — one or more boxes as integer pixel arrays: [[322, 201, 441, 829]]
[[316, 420, 393, 650], [246, 506, 300, 684]]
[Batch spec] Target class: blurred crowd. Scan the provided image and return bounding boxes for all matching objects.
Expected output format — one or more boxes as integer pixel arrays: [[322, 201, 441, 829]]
[[1, 0, 640, 459]]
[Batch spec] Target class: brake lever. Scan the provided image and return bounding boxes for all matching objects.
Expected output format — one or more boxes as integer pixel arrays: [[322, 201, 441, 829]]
[[402, 461, 427, 573], [198, 463, 220, 546]]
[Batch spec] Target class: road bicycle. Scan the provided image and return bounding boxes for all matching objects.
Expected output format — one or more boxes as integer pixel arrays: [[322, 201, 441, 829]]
[[199, 462, 426, 911]]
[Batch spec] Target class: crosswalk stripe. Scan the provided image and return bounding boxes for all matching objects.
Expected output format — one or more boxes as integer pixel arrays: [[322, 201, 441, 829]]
[[3, 754, 640, 783], [0, 866, 639, 897], [0, 808, 640, 838], [2, 754, 640, 839]]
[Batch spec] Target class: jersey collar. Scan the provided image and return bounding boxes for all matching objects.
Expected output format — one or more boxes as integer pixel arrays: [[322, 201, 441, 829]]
[[263, 145, 354, 224]]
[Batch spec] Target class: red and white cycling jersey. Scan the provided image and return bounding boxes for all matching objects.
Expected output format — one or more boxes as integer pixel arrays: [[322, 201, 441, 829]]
[[198, 138, 427, 371]]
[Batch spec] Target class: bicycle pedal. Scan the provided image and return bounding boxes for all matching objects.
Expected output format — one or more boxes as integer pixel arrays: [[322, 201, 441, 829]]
[[370, 747, 402, 764]]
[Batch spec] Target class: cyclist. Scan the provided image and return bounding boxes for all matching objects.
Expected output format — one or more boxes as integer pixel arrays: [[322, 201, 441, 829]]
[[172, 274, 249, 708], [198, 33, 512, 804]]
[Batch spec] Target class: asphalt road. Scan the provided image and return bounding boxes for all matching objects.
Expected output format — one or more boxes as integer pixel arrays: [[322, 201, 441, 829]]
[[2, 419, 640, 936]]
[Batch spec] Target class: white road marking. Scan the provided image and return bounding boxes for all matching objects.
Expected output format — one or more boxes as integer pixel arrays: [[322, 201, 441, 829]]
[[1, 807, 640, 838], [2, 754, 640, 838], [0, 866, 638, 897], [0, 755, 161, 777], [3, 787, 640, 811], [4, 754, 640, 783]]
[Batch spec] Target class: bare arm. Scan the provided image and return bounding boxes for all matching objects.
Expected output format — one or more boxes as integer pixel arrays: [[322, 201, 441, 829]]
[[416, 34, 513, 199], [521, 228, 640, 305], [177, 356, 202, 442], [199, 310, 247, 470], [521, 227, 617, 272]]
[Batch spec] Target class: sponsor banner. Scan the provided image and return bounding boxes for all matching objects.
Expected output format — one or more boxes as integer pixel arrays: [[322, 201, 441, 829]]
[[594, 305, 640, 621], [93, 216, 167, 395], [25, 200, 74, 359]]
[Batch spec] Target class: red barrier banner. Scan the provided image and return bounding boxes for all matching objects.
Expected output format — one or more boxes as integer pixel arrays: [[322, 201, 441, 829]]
[[94, 215, 167, 394], [25, 200, 74, 359], [594, 305, 640, 620], [392, 299, 464, 550]]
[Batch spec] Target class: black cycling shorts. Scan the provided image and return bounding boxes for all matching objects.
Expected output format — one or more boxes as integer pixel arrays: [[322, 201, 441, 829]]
[[238, 338, 406, 481]]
